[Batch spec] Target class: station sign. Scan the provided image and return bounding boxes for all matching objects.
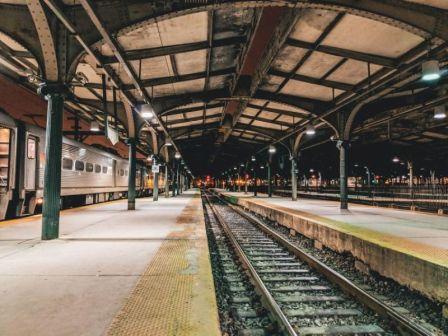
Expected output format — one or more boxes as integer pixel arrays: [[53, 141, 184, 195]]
[[106, 124, 119, 145], [152, 164, 160, 173]]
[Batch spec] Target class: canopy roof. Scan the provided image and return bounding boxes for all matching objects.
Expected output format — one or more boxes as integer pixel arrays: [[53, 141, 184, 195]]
[[0, 1, 447, 174]]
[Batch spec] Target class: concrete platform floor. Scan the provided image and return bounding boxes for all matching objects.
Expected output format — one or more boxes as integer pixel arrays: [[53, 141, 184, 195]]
[[219, 190, 448, 260], [0, 189, 220, 336]]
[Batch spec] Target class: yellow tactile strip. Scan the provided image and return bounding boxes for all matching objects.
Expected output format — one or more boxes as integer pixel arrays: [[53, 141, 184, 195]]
[[107, 194, 220, 336]]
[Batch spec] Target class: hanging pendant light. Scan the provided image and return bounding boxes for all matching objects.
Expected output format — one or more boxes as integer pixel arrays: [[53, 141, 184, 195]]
[[90, 120, 100, 131], [434, 105, 446, 119], [305, 124, 316, 135], [422, 60, 441, 81]]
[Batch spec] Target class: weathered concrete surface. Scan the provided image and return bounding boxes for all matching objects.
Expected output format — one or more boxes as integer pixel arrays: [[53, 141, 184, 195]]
[[216, 190, 448, 302], [0, 190, 220, 336]]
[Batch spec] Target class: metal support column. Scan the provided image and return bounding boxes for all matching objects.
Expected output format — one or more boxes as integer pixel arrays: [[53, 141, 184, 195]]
[[153, 166, 159, 202], [339, 141, 348, 210], [268, 164, 272, 198], [128, 138, 137, 210], [172, 166, 176, 197], [164, 164, 169, 198], [291, 157, 297, 201], [40, 83, 65, 240], [176, 165, 180, 196], [253, 169, 257, 197], [408, 161, 414, 200]]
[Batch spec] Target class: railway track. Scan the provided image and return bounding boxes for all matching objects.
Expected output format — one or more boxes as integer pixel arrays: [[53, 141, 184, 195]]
[[202, 190, 435, 336]]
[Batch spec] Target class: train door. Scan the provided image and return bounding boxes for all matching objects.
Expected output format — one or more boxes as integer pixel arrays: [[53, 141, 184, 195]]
[[24, 135, 37, 190], [0, 127, 11, 219]]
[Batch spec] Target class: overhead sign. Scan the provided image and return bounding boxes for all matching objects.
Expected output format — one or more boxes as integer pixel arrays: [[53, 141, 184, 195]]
[[152, 164, 160, 173], [106, 124, 119, 145]]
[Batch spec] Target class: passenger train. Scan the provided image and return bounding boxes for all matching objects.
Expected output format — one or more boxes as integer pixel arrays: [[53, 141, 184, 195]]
[[0, 109, 164, 220]]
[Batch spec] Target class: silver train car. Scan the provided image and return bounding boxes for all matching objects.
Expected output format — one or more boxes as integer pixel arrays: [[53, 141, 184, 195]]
[[0, 109, 163, 220]]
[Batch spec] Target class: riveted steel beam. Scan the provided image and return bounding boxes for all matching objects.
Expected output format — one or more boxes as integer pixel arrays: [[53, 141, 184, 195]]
[[26, 0, 58, 81]]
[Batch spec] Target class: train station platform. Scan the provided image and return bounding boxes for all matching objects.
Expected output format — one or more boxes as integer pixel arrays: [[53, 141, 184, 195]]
[[214, 189, 448, 302], [0, 190, 220, 336]]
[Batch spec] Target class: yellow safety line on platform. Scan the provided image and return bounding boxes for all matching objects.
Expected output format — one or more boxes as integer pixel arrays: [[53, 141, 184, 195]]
[[107, 194, 220, 336]]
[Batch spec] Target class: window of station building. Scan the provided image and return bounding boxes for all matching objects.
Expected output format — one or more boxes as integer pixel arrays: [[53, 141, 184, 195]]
[[125, 170, 128, 176], [95, 164, 101, 173], [62, 158, 73, 170], [119, 169, 124, 176], [86, 162, 93, 172], [75, 160, 84, 171], [102, 166, 108, 174], [27, 138, 36, 159]]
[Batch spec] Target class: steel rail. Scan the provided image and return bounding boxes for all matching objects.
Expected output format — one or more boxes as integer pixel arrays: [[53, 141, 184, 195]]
[[203, 192, 297, 336], [212, 191, 435, 336]]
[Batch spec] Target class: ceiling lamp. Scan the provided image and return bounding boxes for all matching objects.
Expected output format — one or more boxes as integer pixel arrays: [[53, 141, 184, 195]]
[[174, 152, 181, 159], [392, 156, 400, 163], [305, 125, 316, 135], [165, 140, 173, 146], [268, 145, 276, 154], [251, 155, 256, 162], [422, 60, 441, 81], [434, 105, 446, 119], [139, 103, 155, 119], [90, 120, 100, 132]]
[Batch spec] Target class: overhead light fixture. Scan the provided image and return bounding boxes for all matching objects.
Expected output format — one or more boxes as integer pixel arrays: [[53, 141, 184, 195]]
[[434, 105, 446, 119], [422, 60, 441, 81], [165, 140, 173, 146], [260, 165, 265, 169], [268, 145, 276, 154], [240, 163, 244, 167], [90, 120, 100, 132], [251, 155, 256, 162], [146, 155, 152, 162], [233, 167, 237, 170], [392, 156, 400, 163], [174, 152, 181, 159], [139, 103, 155, 119], [306, 125, 316, 135]]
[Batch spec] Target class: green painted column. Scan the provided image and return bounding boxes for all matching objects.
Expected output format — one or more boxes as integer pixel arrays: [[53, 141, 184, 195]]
[[291, 158, 297, 201], [128, 138, 137, 210], [268, 164, 272, 198], [164, 164, 169, 198], [153, 159, 159, 202], [176, 166, 180, 195], [40, 83, 65, 240], [339, 142, 348, 210], [253, 170, 257, 197]]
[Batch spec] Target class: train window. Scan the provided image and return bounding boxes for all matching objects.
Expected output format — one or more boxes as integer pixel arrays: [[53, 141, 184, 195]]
[[62, 158, 73, 170], [86, 162, 93, 172], [75, 160, 84, 171], [27, 138, 36, 159], [95, 164, 101, 173], [119, 169, 124, 176], [102, 166, 107, 174]]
